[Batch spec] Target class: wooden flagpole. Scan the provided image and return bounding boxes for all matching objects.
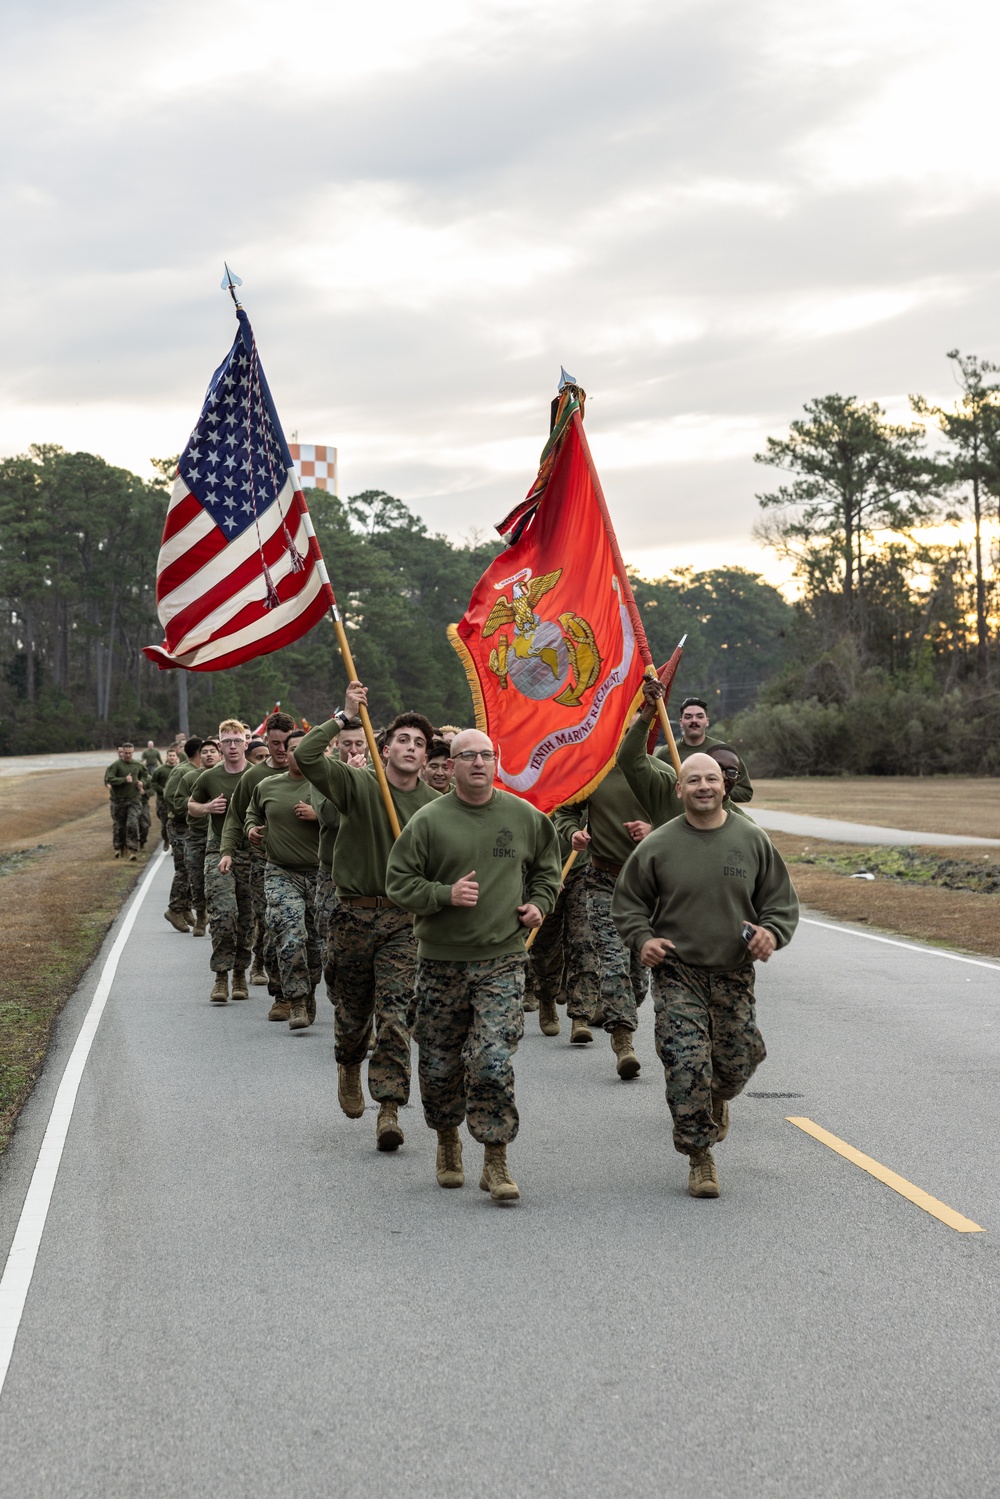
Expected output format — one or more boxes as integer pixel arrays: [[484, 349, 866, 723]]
[[524, 848, 578, 951]]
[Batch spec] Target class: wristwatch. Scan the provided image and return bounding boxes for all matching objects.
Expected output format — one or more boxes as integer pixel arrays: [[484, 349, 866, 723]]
[[332, 708, 349, 728]]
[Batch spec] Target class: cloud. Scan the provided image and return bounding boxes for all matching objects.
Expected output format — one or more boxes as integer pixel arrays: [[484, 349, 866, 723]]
[[2, 0, 999, 584]]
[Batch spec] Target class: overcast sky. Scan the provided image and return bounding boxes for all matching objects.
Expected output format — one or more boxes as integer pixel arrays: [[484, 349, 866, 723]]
[[3, 0, 999, 582]]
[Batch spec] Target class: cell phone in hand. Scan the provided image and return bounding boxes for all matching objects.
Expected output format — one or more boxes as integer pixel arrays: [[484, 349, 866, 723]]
[[741, 922, 755, 943]]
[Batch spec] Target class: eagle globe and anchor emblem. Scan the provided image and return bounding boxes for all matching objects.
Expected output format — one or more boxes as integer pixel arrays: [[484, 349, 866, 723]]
[[482, 567, 602, 707]]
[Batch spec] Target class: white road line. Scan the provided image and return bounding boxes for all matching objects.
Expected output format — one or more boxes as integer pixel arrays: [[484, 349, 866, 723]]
[[0, 849, 166, 1399], [801, 917, 1000, 972]]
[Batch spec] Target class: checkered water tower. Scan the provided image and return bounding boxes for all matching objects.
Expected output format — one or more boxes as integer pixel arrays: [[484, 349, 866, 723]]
[[289, 443, 338, 495]]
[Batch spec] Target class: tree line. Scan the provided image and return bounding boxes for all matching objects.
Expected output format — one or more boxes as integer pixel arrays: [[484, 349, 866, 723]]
[[1, 346, 998, 772]]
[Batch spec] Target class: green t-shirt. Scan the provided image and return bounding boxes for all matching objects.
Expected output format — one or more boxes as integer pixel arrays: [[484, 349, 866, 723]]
[[611, 811, 798, 972], [655, 732, 753, 803], [553, 765, 648, 867], [244, 773, 320, 871], [619, 718, 752, 829], [141, 748, 163, 770], [188, 762, 249, 841], [220, 760, 285, 855], [296, 720, 439, 898], [385, 789, 562, 962], [104, 759, 144, 805]]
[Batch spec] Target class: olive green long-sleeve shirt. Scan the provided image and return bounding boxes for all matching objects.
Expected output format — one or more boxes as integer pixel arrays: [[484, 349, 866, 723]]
[[552, 765, 648, 867], [617, 717, 752, 829], [296, 720, 438, 898], [654, 732, 753, 802], [385, 788, 561, 961], [611, 812, 798, 972]]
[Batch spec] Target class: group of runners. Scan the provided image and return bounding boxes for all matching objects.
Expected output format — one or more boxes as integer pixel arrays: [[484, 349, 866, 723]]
[[105, 679, 798, 1204]]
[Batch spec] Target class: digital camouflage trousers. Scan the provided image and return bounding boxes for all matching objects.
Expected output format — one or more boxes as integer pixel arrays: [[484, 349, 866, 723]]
[[203, 841, 253, 974], [138, 800, 151, 847], [525, 864, 598, 1019], [249, 850, 279, 990], [185, 824, 208, 910], [166, 819, 191, 912], [330, 903, 415, 1104], [156, 799, 170, 849], [111, 800, 140, 853], [313, 865, 339, 1004], [264, 863, 321, 1003], [585, 865, 647, 1032], [413, 955, 525, 1145], [651, 956, 766, 1155]]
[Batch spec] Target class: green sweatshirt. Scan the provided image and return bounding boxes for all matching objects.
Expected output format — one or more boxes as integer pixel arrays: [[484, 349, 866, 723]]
[[309, 783, 341, 869], [220, 761, 285, 856], [244, 773, 320, 871], [553, 765, 648, 868], [385, 789, 562, 961], [149, 762, 174, 799], [296, 720, 439, 898], [104, 759, 144, 805], [611, 811, 798, 972], [617, 717, 754, 830], [655, 733, 753, 803], [188, 762, 249, 841], [164, 762, 194, 823]]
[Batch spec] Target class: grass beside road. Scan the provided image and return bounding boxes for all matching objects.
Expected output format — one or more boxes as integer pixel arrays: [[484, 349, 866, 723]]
[[0, 769, 153, 1156], [771, 834, 1000, 959], [754, 775, 1000, 839]]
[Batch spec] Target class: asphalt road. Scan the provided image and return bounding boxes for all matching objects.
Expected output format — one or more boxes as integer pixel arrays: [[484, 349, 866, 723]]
[[0, 858, 998, 1498]]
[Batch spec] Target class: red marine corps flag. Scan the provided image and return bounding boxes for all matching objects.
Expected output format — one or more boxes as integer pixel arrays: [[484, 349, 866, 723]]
[[449, 380, 654, 814], [143, 280, 331, 672]]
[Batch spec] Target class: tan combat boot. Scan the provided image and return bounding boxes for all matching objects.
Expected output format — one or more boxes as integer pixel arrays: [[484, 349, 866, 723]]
[[231, 969, 249, 1000], [570, 1016, 593, 1044], [267, 997, 290, 1022], [306, 990, 317, 1025], [288, 999, 309, 1030], [538, 996, 560, 1036], [338, 1063, 365, 1119], [250, 962, 267, 985], [376, 1102, 404, 1152], [210, 973, 229, 1004], [164, 908, 189, 934], [479, 1143, 520, 1203], [192, 909, 207, 937], [610, 1025, 640, 1079], [688, 1147, 720, 1199], [712, 1094, 730, 1143], [522, 990, 539, 1014], [435, 1128, 464, 1187]]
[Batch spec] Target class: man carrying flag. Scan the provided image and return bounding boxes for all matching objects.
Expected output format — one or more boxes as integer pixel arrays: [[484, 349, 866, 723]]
[[295, 685, 439, 1153]]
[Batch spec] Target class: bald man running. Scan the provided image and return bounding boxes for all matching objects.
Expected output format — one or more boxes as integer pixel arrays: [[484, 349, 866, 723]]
[[612, 751, 798, 1200]]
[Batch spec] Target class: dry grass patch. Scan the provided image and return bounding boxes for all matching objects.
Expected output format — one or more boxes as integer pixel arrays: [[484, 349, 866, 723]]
[[0, 770, 152, 1154], [772, 833, 1000, 960], [753, 777, 999, 839]]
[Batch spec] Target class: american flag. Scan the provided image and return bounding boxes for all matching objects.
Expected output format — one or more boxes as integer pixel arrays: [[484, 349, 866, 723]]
[[143, 309, 334, 671]]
